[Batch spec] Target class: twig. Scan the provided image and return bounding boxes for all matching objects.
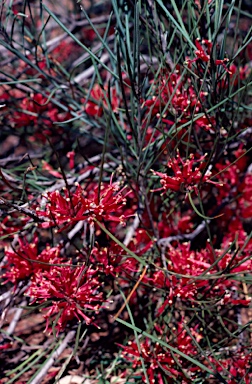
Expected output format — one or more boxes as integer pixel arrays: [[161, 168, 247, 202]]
[[123, 214, 140, 247], [0, 283, 27, 328], [113, 266, 148, 321], [0, 152, 45, 167], [45, 14, 116, 54], [0, 197, 47, 223], [67, 221, 85, 241], [71, 34, 115, 68], [29, 330, 76, 384], [63, 220, 86, 251], [147, 0, 174, 69], [241, 276, 252, 344], [0, 294, 12, 328], [73, 53, 110, 85], [158, 220, 210, 248], [6, 300, 26, 336]]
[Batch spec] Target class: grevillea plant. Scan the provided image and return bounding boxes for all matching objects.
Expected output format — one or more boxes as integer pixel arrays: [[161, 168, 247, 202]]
[[0, 0, 251, 383]]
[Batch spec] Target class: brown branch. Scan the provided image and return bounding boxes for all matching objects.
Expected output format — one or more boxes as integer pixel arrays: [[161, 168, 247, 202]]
[[0, 197, 47, 223]]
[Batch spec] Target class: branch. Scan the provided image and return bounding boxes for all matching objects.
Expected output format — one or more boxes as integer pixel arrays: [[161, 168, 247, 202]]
[[0, 197, 48, 223], [29, 330, 76, 384], [158, 220, 209, 248]]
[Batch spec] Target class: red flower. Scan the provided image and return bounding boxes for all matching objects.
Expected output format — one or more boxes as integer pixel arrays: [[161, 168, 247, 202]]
[[83, 84, 119, 117], [152, 150, 221, 194], [37, 179, 131, 230], [3, 236, 62, 286], [186, 39, 232, 73], [194, 38, 212, 62], [27, 264, 103, 334], [66, 151, 75, 170], [120, 321, 198, 383]]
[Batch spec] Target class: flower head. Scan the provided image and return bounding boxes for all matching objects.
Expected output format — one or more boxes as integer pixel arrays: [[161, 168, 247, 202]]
[[27, 264, 103, 334], [186, 39, 232, 74], [37, 179, 131, 230], [120, 321, 198, 383], [152, 150, 221, 195], [3, 236, 61, 287]]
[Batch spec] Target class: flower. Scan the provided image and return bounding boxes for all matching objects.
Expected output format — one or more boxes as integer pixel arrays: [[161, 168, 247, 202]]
[[27, 264, 103, 334], [152, 150, 221, 195], [83, 84, 119, 117], [37, 179, 131, 230], [144, 240, 251, 316], [119, 322, 198, 383], [186, 39, 232, 74], [3, 236, 62, 287]]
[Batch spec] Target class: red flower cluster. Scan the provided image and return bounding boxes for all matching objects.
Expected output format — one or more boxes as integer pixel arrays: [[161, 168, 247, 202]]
[[2, 234, 104, 334], [143, 69, 208, 119], [144, 241, 251, 316], [1, 4, 251, 381], [37, 179, 131, 230], [120, 322, 198, 383], [27, 264, 103, 334], [152, 150, 221, 194], [186, 38, 232, 74], [3, 236, 61, 286], [210, 349, 252, 384], [11, 93, 70, 131]]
